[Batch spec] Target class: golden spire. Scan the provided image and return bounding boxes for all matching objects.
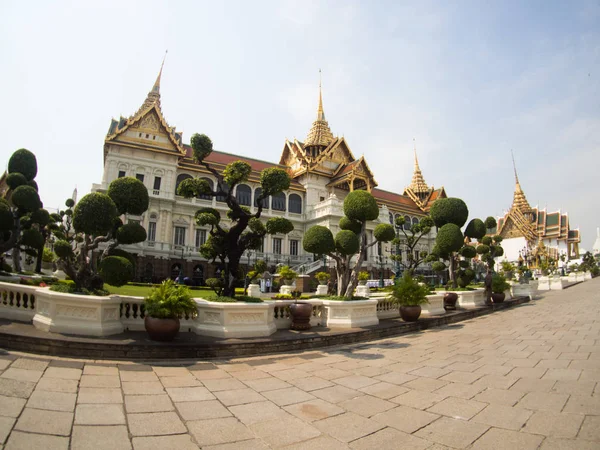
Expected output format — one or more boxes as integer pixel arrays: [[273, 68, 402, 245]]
[[408, 138, 429, 194], [304, 69, 334, 149], [511, 150, 532, 212], [135, 51, 167, 116]]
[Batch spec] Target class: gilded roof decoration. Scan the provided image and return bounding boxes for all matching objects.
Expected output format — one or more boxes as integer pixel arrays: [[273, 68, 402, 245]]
[[408, 143, 429, 194], [304, 82, 334, 148]]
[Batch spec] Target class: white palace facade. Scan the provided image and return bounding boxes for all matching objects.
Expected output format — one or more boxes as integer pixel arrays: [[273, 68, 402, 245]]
[[92, 67, 447, 284]]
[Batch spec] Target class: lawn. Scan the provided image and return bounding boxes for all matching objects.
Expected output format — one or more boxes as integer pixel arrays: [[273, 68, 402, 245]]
[[105, 284, 245, 297]]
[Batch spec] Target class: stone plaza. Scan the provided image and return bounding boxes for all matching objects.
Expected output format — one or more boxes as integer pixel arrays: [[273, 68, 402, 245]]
[[0, 279, 599, 449]]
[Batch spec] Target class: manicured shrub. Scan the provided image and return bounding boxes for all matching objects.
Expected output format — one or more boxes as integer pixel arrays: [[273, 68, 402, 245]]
[[477, 244, 490, 254], [343, 190, 379, 222], [11, 185, 41, 212], [431, 261, 446, 273], [0, 201, 13, 231], [266, 216, 294, 234], [73, 193, 118, 236], [335, 230, 360, 255], [107, 176, 149, 215], [6, 172, 27, 190], [116, 223, 147, 244], [99, 256, 133, 287], [21, 228, 44, 249], [481, 236, 492, 245], [374, 223, 395, 242], [464, 218, 486, 240], [54, 240, 74, 258], [339, 216, 362, 234], [430, 198, 469, 228], [190, 133, 214, 161], [435, 223, 464, 255], [303, 226, 335, 255], [484, 216, 497, 229], [8, 148, 37, 181], [459, 245, 477, 258]]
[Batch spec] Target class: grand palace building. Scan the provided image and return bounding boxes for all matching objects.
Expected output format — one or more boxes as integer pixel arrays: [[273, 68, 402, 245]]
[[92, 66, 447, 284]]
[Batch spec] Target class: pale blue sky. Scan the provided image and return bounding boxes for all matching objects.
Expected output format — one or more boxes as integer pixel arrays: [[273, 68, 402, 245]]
[[1, 0, 598, 248]]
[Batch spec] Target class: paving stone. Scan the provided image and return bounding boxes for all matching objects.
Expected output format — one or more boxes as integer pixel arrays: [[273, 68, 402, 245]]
[[284, 398, 345, 422], [550, 380, 596, 397], [272, 368, 310, 381], [522, 410, 585, 438], [175, 399, 231, 420], [242, 376, 292, 392], [160, 375, 203, 387], [311, 385, 363, 403], [312, 368, 351, 380], [217, 363, 252, 372], [15, 408, 73, 436], [122, 381, 164, 395], [77, 387, 123, 403], [125, 394, 173, 413], [507, 367, 548, 379], [358, 381, 410, 399], [539, 438, 600, 450], [262, 387, 315, 406], [470, 427, 544, 450], [42, 367, 82, 380], [390, 388, 447, 409], [349, 426, 432, 450], [203, 438, 271, 450], [0, 416, 15, 445], [128, 411, 187, 436], [427, 396, 487, 420], [83, 365, 118, 376], [188, 417, 255, 446], [403, 376, 449, 392], [339, 394, 396, 417], [313, 411, 382, 443], [474, 364, 513, 376], [27, 390, 76, 412], [579, 368, 600, 382], [198, 377, 244, 392], [229, 400, 288, 425], [132, 434, 198, 450], [516, 391, 570, 412], [153, 366, 192, 377], [473, 388, 525, 406], [0, 395, 26, 417], [536, 359, 571, 369], [371, 404, 439, 434], [119, 370, 159, 382], [80, 375, 120, 388], [471, 404, 533, 430], [409, 366, 452, 379], [374, 371, 418, 385], [578, 415, 600, 441], [10, 358, 49, 371], [0, 368, 43, 383], [75, 403, 126, 425], [333, 375, 379, 389], [509, 378, 556, 393], [439, 370, 483, 384], [473, 374, 519, 390], [542, 368, 582, 382], [415, 416, 489, 448], [213, 388, 263, 406], [433, 381, 485, 399], [289, 376, 334, 392], [279, 435, 349, 450], [36, 377, 79, 393], [71, 425, 131, 450], [4, 430, 68, 450], [192, 369, 232, 380], [562, 394, 600, 414], [230, 370, 271, 381], [48, 359, 85, 369]]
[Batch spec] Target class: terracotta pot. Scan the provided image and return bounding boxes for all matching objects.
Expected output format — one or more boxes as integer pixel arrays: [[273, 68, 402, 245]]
[[443, 292, 458, 311], [491, 292, 505, 303], [144, 316, 180, 341], [289, 301, 313, 330], [400, 305, 422, 322]]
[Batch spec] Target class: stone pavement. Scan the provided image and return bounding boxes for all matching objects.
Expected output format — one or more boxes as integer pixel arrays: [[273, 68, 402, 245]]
[[0, 279, 599, 449]]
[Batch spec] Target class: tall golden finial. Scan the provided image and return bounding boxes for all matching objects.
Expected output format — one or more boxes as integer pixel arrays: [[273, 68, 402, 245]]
[[510, 150, 532, 212], [408, 138, 429, 195], [304, 69, 334, 148], [317, 68, 325, 120], [135, 51, 167, 116], [152, 50, 168, 94], [413, 138, 419, 169], [511, 149, 519, 184]]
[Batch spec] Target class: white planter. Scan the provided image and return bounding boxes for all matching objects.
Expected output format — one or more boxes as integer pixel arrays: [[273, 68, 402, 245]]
[[321, 299, 379, 328], [457, 289, 486, 308], [376, 297, 399, 319], [316, 284, 328, 296], [550, 277, 569, 290], [355, 285, 370, 298], [52, 270, 67, 280], [271, 300, 324, 329], [511, 283, 536, 300], [422, 294, 445, 316], [194, 299, 276, 338], [575, 272, 585, 282], [568, 272, 577, 282], [584, 272, 592, 281], [538, 276, 551, 290], [33, 289, 124, 336], [280, 285, 294, 296], [247, 284, 261, 298]]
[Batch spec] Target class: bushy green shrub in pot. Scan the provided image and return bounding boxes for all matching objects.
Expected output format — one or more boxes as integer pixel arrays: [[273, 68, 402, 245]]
[[144, 280, 198, 341]]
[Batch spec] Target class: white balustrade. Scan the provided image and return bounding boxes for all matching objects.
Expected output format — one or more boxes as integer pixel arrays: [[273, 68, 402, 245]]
[[0, 283, 38, 322]]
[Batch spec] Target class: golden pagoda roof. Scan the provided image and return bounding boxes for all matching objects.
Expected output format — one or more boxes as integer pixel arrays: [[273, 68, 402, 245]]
[[304, 77, 334, 148], [510, 152, 531, 212], [134, 54, 166, 118], [408, 142, 429, 194]]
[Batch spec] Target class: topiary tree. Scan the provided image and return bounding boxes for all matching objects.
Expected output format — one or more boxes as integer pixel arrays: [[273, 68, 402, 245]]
[[177, 133, 294, 298], [51, 177, 149, 291], [303, 190, 395, 298], [390, 215, 434, 276], [0, 149, 44, 273]]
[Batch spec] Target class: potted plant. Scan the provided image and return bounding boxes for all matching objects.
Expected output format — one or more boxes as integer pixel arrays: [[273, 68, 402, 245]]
[[144, 279, 198, 341], [288, 290, 313, 331], [278, 265, 298, 286], [41, 248, 56, 271], [391, 272, 430, 322], [491, 274, 510, 303], [315, 271, 330, 285], [500, 260, 515, 280], [358, 271, 369, 286]]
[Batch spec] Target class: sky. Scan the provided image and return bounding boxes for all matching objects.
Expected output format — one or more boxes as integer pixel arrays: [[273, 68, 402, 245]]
[[1, 0, 599, 249]]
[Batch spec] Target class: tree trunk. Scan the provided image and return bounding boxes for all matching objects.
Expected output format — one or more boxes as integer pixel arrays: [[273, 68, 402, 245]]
[[223, 251, 242, 298], [448, 254, 457, 288], [343, 222, 368, 298], [35, 244, 43, 273]]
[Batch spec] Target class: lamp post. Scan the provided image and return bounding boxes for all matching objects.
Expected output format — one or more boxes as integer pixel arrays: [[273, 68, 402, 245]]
[[378, 255, 386, 288], [244, 251, 253, 292], [394, 224, 401, 278]]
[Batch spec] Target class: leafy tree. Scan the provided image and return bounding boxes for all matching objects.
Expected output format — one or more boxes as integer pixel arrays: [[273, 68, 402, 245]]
[[580, 251, 599, 277], [52, 177, 149, 291], [0, 149, 44, 273], [177, 133, 294, 298], [303, 190, 395, 298], [390, 215, 434, 275]]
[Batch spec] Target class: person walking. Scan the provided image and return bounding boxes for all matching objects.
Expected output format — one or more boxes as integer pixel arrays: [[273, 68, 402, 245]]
[[484, 269, 493, 306]]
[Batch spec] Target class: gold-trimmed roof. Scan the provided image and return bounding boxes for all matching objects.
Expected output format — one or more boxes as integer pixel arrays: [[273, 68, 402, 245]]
[[304, 81, 334, 148], [511, 151, 531, 213], [408, 144, 429, 194]]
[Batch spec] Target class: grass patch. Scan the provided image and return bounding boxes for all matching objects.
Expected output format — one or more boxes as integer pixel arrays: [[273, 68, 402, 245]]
[[315, 295, 368, 301], [105, 284, 245, 297]]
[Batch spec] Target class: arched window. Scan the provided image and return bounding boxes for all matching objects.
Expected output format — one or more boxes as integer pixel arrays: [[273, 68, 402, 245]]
[[254, 188, 264, 207], [272, 192, 286, 211], [192, 265, 204, 286], [236, 184, 252, 206], [216, 181, 230, 203], [404, 215, 411, 230], [198, 177, 214, 201], [175, 174, 192, 195], [171, 263, 181, 280], [389, 212, 394, 225], [288, 194, 302, 214], [412, 217, 419, 227]]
